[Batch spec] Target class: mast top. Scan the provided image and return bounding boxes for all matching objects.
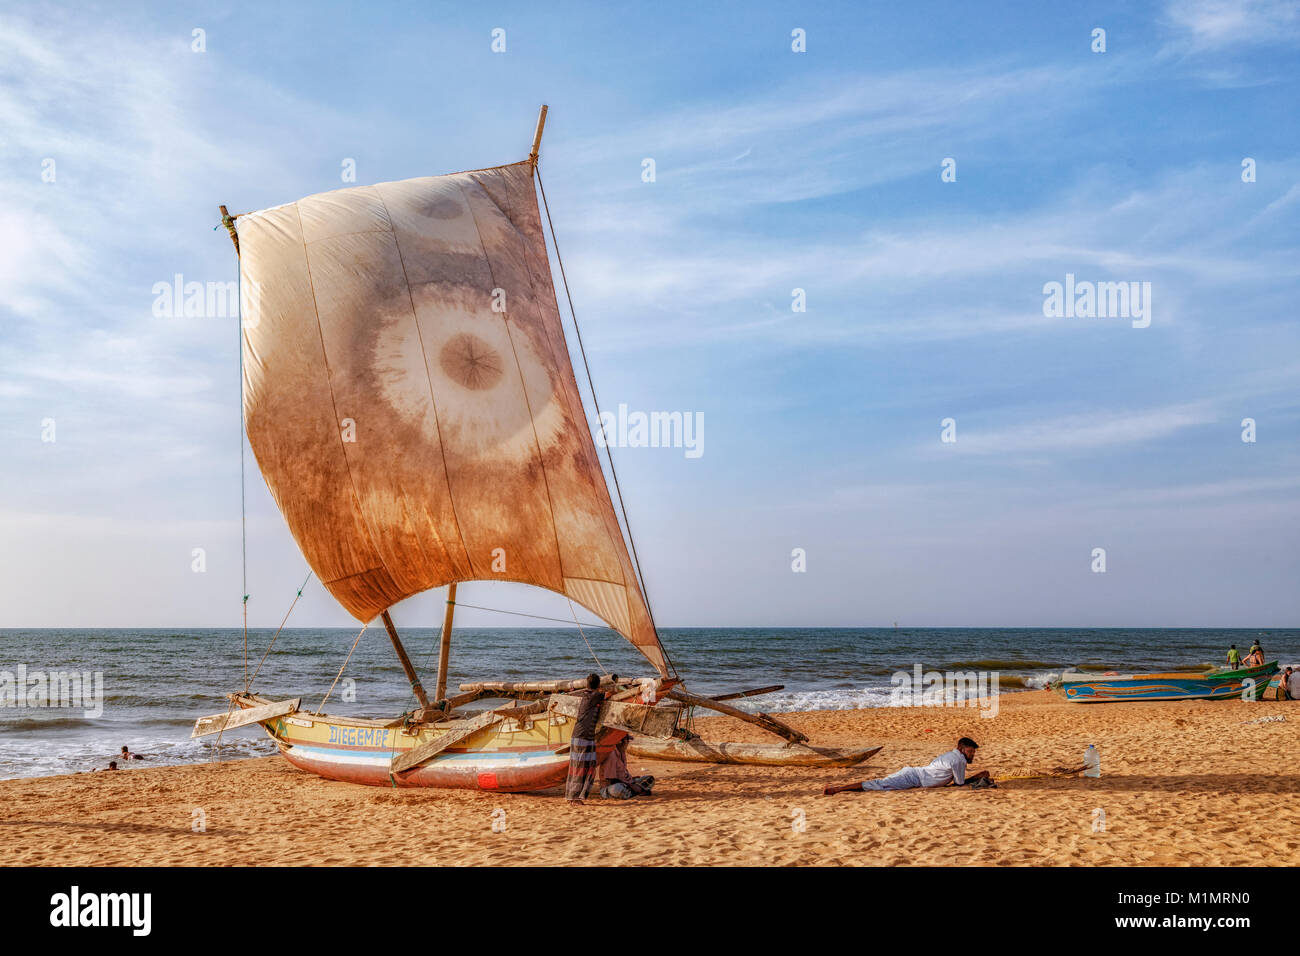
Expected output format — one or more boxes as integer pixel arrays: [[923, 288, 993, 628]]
[[528, 105, 548, 170]]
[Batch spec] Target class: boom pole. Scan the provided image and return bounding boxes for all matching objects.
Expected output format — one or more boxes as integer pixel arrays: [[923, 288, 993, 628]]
[[433, 583, 457, 702], [381, 610, 431, 712], [528, 104, 548, 170]]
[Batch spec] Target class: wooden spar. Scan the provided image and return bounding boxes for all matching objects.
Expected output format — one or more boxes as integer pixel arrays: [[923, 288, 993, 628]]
[[433, 582, 456, 702], [628, 738, 882, 768], [666, 687, 808, 744], [442, 687, 489, 710], [192, 697, 299, 738], [380, 610, 431, 712], [549, 694, 680, 739], [391, 708, 504, 774], [490, 699, 550, 719], [710, 685, 784, 702], [528, 104, 549, 169], [458, 676, 623, 694], [217, 204, 240, 255]]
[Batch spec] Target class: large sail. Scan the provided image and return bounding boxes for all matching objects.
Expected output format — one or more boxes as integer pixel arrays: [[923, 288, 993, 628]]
[[235, 160, 667, 675]]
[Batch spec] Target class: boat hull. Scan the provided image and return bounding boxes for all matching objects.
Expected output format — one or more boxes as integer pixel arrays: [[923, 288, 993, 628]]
[[628, 737, 882, 767], [235, 696, 617, 791], [1054, 661, 1279, 703]]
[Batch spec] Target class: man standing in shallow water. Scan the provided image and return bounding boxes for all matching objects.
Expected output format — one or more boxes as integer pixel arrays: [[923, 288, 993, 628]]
[[823, 737, 991, 794]]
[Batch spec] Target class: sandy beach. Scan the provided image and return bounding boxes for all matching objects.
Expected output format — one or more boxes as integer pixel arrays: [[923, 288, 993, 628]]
[[2, 692, 1296, 867]]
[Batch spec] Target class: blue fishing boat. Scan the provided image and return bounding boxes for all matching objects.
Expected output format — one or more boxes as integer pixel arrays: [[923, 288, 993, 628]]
[[1052, 660, 1279, 703]]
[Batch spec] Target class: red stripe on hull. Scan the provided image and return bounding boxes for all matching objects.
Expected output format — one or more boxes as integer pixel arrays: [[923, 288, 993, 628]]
[[279, 747, 570, 792]]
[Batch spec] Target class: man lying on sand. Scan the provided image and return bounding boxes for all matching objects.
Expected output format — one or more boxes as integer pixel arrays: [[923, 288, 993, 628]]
[[824, 737, 992, 795]]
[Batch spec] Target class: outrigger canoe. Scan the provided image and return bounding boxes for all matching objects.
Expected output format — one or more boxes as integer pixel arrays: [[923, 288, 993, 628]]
[[1052, 660, 1279, 703], [198, 109, 880, 790], [628, 737, 882, 767], [198, 690, 675, 791]]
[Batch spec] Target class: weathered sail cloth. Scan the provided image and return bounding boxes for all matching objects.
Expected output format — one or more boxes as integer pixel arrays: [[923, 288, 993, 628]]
[[235, 161, 667, 674]]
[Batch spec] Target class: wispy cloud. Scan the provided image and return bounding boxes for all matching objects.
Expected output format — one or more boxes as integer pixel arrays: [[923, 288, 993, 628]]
[[935, 403, 1218, 456], [565, 62, 1120, 209], [1161, 0, 1300, 52], [564, 160, 1300, 352]]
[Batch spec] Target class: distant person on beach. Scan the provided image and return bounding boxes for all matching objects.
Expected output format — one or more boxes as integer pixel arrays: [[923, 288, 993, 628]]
[[598, 734, 654, 799], [564, 673, 607, 804], [106, 761, 118, 771], [1243, 645, 1265, 667], [1283, 667, 1297, 701], [824, 737, 991, 795], [120, 746, 144, 761], [1226, 645, 1241, 668]]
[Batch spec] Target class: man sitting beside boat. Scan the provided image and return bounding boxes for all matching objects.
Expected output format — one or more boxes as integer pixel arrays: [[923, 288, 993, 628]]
[[823, 738, 992, 794], [598, 734, 654, 799]]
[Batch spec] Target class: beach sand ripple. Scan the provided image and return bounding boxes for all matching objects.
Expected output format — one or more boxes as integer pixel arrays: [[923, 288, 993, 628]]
[[1, 694, 1295, 866]]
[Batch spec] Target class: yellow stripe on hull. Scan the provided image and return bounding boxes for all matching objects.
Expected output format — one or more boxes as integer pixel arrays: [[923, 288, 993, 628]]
[[245, 699, 587, 790]]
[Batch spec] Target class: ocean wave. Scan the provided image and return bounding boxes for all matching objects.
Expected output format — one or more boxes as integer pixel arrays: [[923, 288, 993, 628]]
[[0, 734, 279, 781], [942, 659, 1060, 670], [0, 716, 104, 732], [995, 675, 1038, 690]]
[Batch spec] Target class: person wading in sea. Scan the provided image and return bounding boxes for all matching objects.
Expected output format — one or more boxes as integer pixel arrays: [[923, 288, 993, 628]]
[[565, 673, 609, 804]]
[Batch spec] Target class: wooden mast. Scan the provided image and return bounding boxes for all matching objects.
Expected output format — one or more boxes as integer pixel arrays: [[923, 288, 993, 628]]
[[433, 582, 457, 702], [528, 104, 548, 170], [381, 610, 431, 712], [218, 204, 240, 255]]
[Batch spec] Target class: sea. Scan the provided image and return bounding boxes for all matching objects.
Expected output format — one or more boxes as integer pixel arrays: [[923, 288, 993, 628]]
[[0, 626, 1294, 781]]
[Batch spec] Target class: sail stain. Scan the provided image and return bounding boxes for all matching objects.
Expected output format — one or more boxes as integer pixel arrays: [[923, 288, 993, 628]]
[[236, 161, 666, 674]]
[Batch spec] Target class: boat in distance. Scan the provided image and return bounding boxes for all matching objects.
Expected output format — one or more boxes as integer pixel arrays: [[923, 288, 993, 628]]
[[1051, 660, 1280, 703]]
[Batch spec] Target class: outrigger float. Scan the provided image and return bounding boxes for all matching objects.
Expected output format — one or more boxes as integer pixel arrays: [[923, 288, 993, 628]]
[[193, 108, 880, 788]]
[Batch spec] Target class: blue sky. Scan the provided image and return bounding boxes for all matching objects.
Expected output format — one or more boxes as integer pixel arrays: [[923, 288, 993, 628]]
[[1, 0, 1297, 629]]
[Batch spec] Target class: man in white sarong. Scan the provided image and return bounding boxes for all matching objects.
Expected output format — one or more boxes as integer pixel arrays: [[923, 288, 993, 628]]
[[824, 737, 989, 795]]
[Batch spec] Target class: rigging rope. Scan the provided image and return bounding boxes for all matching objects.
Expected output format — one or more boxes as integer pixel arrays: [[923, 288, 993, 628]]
[[423, 589, 454, 676], [210, 695, 238, 763], [235, 228, 249, 690], [566, 597, 607, 675], [246, 571, 314, 691], [317, 622, 368, 714], [535, 167, 678, 678], [446, 599, 608, 629]]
